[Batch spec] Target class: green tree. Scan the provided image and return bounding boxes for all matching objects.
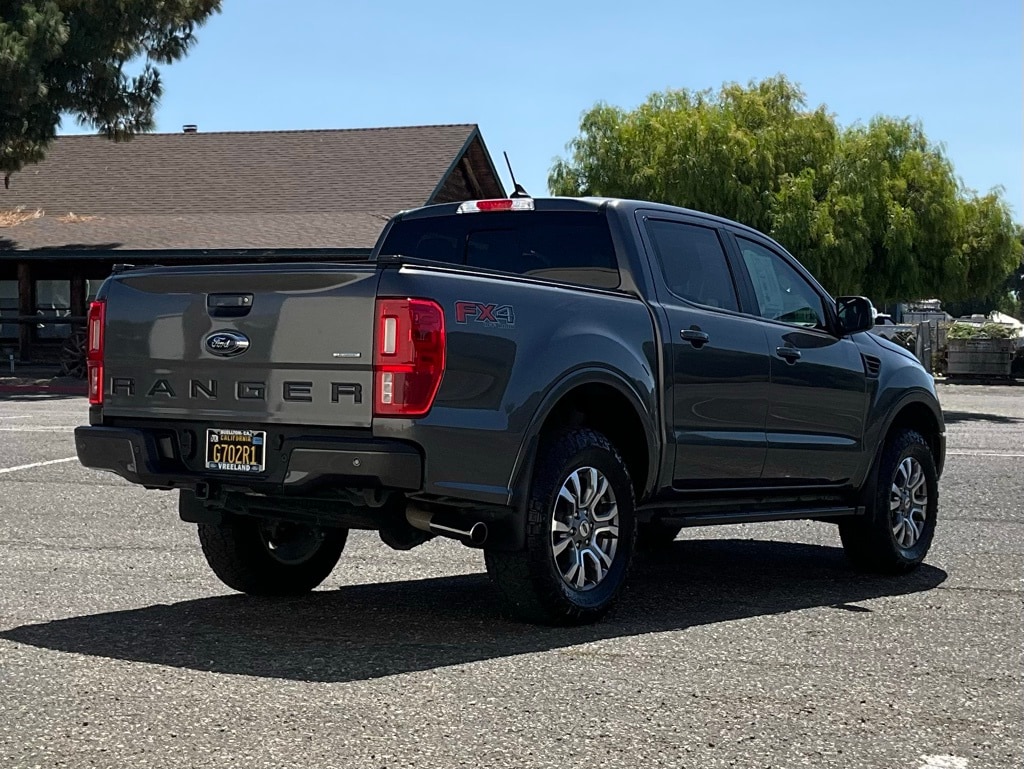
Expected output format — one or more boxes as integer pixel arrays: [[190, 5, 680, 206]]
[[944, 225, 1024, 320], [1, 0, 221, 186], [550, 76, 1021, 305], [952, 196, 1023, 304], [835, 117, 962, 303]]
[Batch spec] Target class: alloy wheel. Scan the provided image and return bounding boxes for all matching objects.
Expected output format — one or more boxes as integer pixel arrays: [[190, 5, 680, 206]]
[[890, 456, 928, 549], [550, 466, 620, 591]]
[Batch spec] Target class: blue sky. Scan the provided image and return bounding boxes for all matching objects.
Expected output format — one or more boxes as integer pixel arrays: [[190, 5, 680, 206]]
[[68, 0, 1022, 220]]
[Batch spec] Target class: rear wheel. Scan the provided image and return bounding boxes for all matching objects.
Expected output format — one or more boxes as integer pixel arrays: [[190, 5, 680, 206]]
[[485, 428, 637, 625], [839, 429, 937, 573], [198, 517, 347, 596]]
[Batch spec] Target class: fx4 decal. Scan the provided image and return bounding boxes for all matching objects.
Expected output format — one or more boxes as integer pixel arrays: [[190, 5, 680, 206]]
[[455, 301, 516, 328]]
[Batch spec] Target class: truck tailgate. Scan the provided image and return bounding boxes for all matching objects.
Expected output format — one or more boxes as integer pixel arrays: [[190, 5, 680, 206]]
[[101, 263, 379, 426]]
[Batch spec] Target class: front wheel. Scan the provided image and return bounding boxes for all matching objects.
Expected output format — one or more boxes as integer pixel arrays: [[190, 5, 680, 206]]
[[485, 428, 637, 625], [839, 429, 938, 573], [198, 518, 347, 596]]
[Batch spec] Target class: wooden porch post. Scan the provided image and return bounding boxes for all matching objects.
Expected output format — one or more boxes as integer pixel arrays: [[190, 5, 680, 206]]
[[70, 272, 86, 317], [16, 261, 32, 362]]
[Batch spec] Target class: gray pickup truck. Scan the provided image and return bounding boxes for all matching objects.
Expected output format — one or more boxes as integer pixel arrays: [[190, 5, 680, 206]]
[[75, 196, 945, 625]]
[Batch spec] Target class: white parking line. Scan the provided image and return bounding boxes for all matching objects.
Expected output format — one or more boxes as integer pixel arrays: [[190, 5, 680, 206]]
[[947, 450, 1024, 458], [919, 755, 968, 769], [0, 457, 78, 475], [0, 426, 79, 432], [0, 410, 84, 416]]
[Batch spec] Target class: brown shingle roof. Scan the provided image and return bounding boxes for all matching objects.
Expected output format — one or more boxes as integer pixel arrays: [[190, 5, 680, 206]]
[[0, 212, 391, 252], [0, 124, 504, 251]]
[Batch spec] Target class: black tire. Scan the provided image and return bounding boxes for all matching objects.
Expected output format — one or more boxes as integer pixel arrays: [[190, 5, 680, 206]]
[[484, 428, 637, 625], [839, 429, 938, 573], [636, 521, 682, 552], [198, 517, 347, 596]]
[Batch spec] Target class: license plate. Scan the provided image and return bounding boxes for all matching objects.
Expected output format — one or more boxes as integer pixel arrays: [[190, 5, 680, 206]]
[[205, 428, 266, 474]]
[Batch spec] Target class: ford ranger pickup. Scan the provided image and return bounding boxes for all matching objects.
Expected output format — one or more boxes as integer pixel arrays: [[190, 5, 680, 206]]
[[75, 197, 945, 625]]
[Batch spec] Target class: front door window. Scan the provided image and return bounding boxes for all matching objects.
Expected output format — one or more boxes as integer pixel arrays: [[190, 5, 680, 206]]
[[736, 237, 827, 329]]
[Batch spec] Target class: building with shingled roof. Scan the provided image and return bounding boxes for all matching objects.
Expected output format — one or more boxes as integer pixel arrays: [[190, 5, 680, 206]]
[[0, 124, 504, 363]]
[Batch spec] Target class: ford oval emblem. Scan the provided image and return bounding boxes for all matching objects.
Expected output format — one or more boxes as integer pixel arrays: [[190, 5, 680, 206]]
[[204, 330, 251, 357]]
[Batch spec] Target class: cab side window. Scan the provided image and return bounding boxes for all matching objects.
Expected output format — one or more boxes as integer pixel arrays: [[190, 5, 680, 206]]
[[645, 219, 739, 311], [736, 237, 827, 330]]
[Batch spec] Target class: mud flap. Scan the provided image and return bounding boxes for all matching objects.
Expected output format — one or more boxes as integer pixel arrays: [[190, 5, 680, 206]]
[[179, 489, 224, 524]]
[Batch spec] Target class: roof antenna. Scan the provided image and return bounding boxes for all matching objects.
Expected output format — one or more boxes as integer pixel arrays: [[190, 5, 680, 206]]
[[503, 151, 530, 198]]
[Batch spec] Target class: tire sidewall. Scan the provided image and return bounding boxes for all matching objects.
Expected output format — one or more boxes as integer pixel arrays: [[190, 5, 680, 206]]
[[534, 442, 636, 613], [199, 517, 347, 595], [875, 436, 938, 566]]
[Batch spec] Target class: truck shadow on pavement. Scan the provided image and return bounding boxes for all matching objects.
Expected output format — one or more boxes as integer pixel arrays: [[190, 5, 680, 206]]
[[941, 410, 1023, 425], [1, 538, 946, 683], [0, 391, 84, 402]]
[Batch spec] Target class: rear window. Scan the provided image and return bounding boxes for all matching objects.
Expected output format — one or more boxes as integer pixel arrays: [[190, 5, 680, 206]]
[[378, 211, 620, 289]]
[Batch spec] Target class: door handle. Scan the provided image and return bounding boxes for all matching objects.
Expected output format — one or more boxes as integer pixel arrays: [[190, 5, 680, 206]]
[[776, 346, 802, 363], [680, 329, 710, 347]]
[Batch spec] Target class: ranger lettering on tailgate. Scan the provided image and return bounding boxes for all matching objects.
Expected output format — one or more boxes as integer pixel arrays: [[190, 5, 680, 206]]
[[109, 377, 363, 403]]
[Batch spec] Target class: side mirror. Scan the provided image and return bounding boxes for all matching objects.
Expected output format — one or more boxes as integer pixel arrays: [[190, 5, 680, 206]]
[[836, 296, 874, 336]]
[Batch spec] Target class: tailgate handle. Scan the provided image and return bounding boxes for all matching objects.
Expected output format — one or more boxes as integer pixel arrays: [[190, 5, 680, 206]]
[[207, 293, 254, 318]]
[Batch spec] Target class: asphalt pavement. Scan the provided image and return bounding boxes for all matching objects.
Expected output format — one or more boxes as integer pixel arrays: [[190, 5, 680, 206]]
[[0, 384, 1020, 768]]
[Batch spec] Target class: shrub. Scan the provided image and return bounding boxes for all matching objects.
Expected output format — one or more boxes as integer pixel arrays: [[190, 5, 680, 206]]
[[947, 322, 1018, 340]]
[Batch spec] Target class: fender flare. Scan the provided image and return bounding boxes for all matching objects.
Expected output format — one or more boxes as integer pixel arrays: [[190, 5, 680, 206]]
[[507, 366, 661, 512], [862, 390, 946, 497]]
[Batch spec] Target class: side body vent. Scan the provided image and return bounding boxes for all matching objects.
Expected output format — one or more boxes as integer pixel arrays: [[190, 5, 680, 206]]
[[862, 354, 882, 378]]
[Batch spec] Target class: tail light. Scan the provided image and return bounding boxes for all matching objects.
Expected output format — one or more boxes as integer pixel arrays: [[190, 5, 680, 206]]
[[456, 198, 534, 213], [374, 298, 446, 417], [86, 300, 106, 406]]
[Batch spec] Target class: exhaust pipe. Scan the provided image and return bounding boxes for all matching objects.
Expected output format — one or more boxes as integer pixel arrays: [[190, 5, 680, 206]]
[[430, 519, 488, 546], [406, 504, 488, 547]]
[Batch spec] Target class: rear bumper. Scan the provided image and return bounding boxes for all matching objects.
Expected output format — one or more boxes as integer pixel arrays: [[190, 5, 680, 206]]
[[74, 425, 423, 493]]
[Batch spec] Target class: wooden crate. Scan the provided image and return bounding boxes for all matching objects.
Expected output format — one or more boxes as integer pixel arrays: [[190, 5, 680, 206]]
[[946, 338, 1016, 378]]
